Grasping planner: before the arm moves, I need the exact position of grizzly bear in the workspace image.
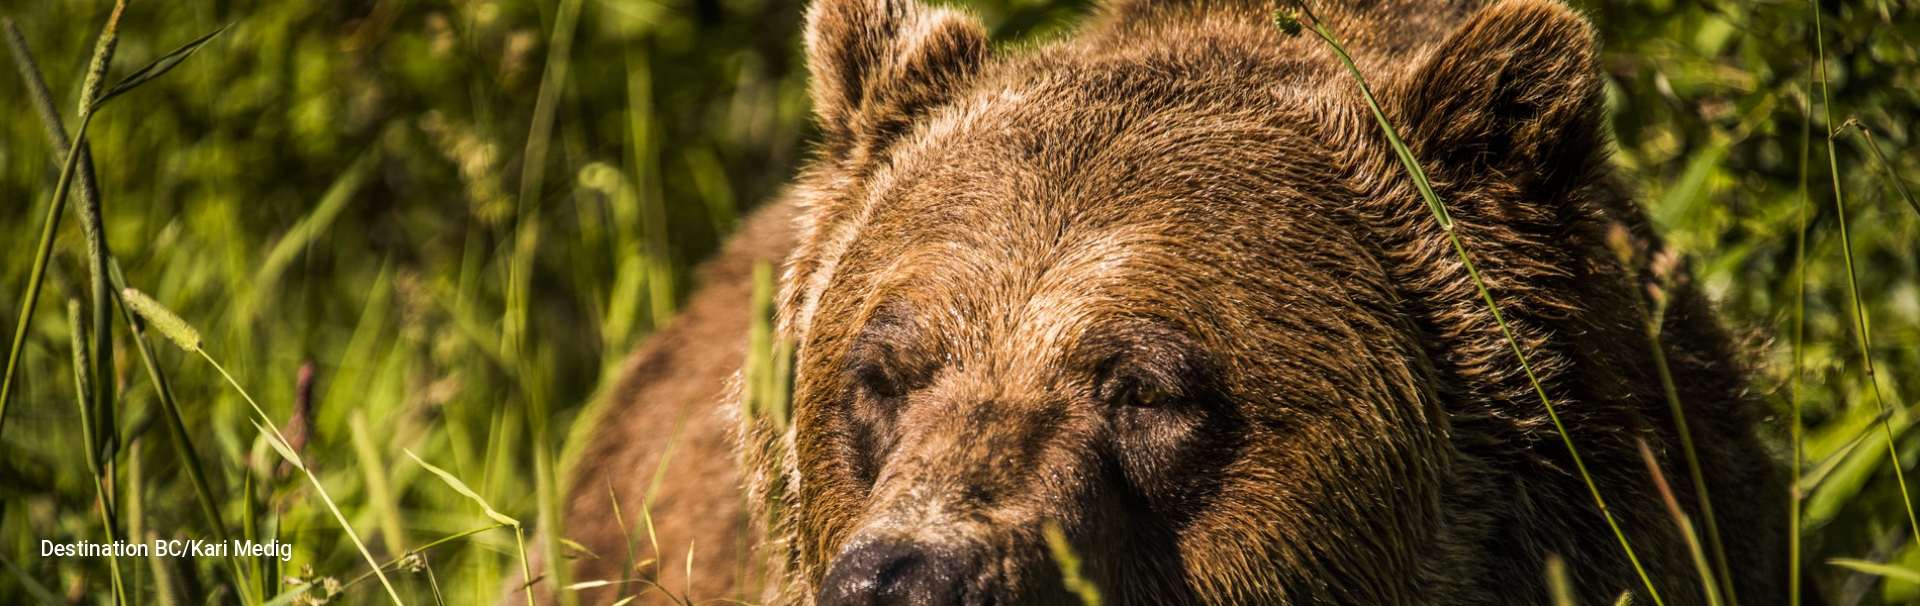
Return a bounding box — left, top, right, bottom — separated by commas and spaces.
533, 0, 1791, 604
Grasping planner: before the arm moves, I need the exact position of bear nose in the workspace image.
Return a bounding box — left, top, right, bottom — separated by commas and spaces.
817, 541, 968, 606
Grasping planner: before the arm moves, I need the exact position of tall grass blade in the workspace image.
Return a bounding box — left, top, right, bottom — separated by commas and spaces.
505, 5, 586, 605
69, 299, 128, 606
1813, 2, 1920, 553
351, 410, 408, 556
240, 457, 264, 602
405, 449, 521, 528
1790, 54, 1815, 606
91, 23, 228, 108
1638, 439, 1723, 606
1827, 559, 1920, 585
251, 152, 378, 315
1286, 5, 1664, 603
1612, 232, 1736, 603
1547, 556, 1575, 606
126, 436, 146, 606
75, 1, 126, 497
745, 260, 791, 428
108, 263, 251, 602
517, 527, 537, 606
261, 524, 509, 606
1044, 523, 1102, 606
408, 448, 537, 604
609, 480, 641, 603
628, 45, 677, 329
1833, 120, 1920, 220
123, 287, 407, 604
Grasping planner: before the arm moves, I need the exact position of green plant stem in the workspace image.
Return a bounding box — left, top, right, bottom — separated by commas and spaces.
241, 464, 262, 602
510, 2, 584, 605
23, 15, 253, 586
1637, 439, 1722, 606
1291, 5, 1664, 604
112, 266, 253, 604
518, 526, 536, 606
1823, 132, 1919, 543
270, 524, 510, 605
1814, 2, 1920, 552
197, 351, 407, 605
1640, 298, 1735, 604
1834, 120, 1920, 221
1789, 60, 1813, 606
69, 299, 129, 606
73, 1, 127, 485
3, 19, 128, 605
628, 44, 676, 329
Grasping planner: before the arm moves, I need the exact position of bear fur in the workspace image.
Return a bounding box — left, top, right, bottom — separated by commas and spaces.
536, 0, 1790, 604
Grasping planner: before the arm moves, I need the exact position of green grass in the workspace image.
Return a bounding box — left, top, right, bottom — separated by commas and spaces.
2, 0, 1918, 604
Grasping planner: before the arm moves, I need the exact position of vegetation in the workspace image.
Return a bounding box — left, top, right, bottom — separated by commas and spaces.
0, 0, 1915, 604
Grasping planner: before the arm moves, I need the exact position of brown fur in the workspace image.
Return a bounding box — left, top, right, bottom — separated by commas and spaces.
533, 0, 1789, 604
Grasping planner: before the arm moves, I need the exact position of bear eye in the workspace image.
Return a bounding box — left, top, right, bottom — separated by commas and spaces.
1127, 387, 1171, 408
854, 360, 909, 399
846, 304, 930, 400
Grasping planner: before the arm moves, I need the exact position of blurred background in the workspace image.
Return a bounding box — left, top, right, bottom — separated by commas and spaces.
0, 0, 1914, 604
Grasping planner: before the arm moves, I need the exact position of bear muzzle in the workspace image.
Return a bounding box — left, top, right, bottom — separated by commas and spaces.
818, 539, 976, 606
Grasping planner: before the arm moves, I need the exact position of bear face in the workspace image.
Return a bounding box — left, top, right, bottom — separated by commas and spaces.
734, 0, 1789, 604
787, 56, 1450, 604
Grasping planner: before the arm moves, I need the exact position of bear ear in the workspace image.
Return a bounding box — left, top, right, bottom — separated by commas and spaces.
805, 0, 988, 154
1391, 0, 1605, 197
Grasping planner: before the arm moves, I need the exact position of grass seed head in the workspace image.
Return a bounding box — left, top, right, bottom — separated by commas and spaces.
121, 288, 202, 353
1270, 9, 1302, 37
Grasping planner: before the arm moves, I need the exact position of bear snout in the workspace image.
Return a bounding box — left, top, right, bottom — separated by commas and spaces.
818, 540, 975, 606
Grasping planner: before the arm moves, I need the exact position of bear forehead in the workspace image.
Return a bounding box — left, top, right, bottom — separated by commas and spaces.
797, 25, 1410, 370
845, 32, 1366, 231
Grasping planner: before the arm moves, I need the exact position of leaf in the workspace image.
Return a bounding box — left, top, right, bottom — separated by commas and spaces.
406, 449, 520, 527
256, 583, 316, 606
564, 580, 616, 590
561, 538, 600, 559
92, 23, 229, 108
1829, 558, 1920, 585
251, 419, 305, 472
253, 152, 376, 299
1653, 140, 1728, 231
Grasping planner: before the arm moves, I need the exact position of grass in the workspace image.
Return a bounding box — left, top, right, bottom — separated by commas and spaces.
1044, 523, 1102, 606
122, 285, 406, 604
1812, 0, 1920, 588
2, 0, 1918, 604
